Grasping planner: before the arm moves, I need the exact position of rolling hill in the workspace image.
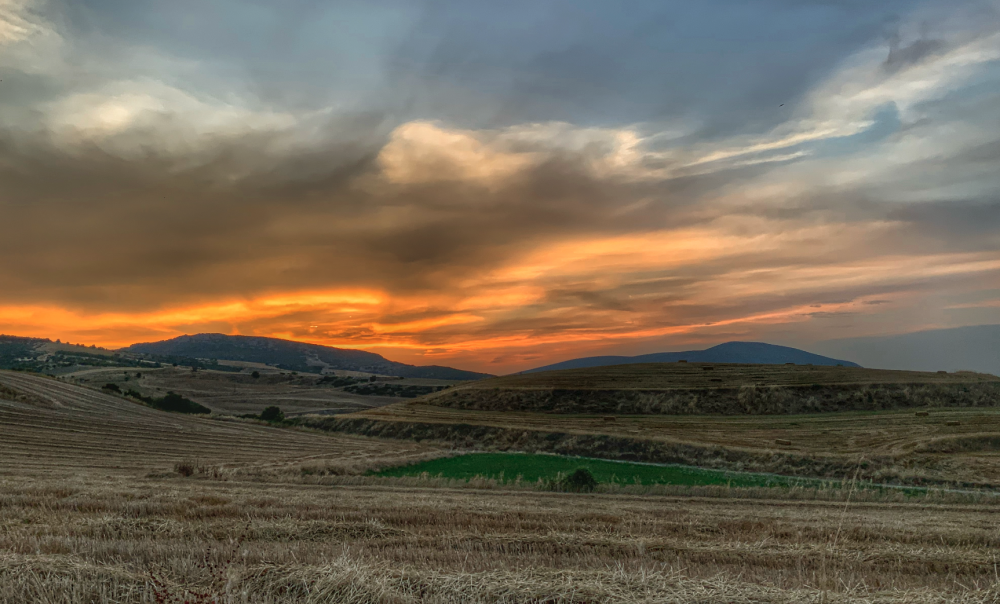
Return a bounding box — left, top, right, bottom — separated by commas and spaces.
524, 341, 859, 373
421, 361, 1000, 415
123, 333, 491, 380
0, 369, 431, 474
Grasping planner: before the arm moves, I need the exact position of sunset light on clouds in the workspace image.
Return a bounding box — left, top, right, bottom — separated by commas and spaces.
1, 0, 998, 373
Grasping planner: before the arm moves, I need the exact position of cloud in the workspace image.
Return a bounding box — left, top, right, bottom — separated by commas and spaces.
0, 0, 40, 45
0, 0, 998, 373
378, 120, 535, 187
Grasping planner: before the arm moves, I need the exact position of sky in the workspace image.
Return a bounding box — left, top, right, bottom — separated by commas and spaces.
0, 0, 998, 373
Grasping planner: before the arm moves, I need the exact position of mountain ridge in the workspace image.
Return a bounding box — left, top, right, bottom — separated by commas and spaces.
523, 341, 860, 373
122, 333, 491, 380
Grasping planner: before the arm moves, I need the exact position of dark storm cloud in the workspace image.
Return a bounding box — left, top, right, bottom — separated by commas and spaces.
0, 120, 736, 308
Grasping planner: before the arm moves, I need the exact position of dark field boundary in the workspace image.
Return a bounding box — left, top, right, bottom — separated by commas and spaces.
299, 416, 994, 490
425, 382, 1000, 415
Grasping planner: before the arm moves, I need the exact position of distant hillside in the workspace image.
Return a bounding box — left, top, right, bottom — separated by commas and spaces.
0, 335, 129, 373
817, 325, 1000, 376
122, 333, 491, 380
524, 341, 859, 373
422, 362, 1000, 416
0, 335, 42, 369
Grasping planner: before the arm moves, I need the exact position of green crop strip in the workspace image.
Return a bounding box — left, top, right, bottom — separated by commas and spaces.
375, 452, 844, 489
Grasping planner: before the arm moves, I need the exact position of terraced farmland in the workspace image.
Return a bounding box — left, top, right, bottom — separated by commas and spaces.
0, 370, 437, 476
423, 363, 1000, 415
455, 363, 999, 389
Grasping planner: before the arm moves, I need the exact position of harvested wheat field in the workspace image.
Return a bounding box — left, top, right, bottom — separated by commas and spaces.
0, 370, 436, 476
4, 472, 1000, 603
63, 365, 406, 417
4, 369, 1000, 602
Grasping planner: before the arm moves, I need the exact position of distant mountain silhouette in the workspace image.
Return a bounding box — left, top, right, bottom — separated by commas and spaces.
123, 334, 491, 380
523, 341, 860, 373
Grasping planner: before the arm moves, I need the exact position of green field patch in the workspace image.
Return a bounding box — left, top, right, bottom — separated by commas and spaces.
375, 452, 834, 489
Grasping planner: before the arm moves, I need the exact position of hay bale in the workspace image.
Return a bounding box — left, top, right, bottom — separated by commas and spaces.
915, 411, 929, 417
775, 439, 792, 446
946, 420, 960, 426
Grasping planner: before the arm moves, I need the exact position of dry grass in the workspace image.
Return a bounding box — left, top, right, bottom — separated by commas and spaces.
4, 369, 1000, 602
3, 474, 1000, 603
62, 365, 407, 416
348, 402, 1000, 457
0, 370, 438, 476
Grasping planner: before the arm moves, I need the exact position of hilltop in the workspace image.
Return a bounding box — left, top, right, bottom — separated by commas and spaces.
524, 341, 859, 373
2, 333, 491, 380
123, 333, 491, 380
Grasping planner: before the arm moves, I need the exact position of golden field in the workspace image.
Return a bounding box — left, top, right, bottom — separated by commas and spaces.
3, 369, 1000, 603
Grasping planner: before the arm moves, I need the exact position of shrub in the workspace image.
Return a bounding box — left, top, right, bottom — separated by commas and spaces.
251, 370, 260, 379
102, 383, 121, 393
174, 460, 197, 477
561, 468, 598, 492
260, 406, 284, 422
153, 392, 211, 415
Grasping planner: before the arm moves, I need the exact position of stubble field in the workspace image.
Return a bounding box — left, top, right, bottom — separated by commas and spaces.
63, 366, 431, 417
3, 369, 1000, 603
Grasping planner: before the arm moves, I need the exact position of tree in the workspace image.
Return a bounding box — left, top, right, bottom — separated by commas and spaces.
260, 406, 284, 422
251, 371, 260, 379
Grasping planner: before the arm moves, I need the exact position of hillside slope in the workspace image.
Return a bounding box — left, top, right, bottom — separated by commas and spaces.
525, 341, 859, 373
123, 333, 491, 380
422, 362, 1000, 415
0, 370, 432, 473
